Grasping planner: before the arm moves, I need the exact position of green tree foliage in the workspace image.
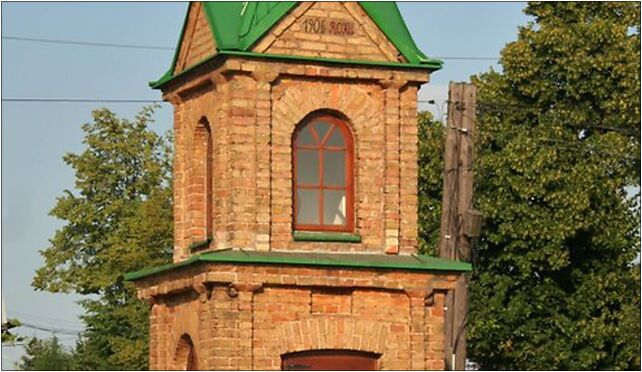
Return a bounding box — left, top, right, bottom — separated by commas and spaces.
17, 336, 75, 371
32, 107, 173, 369
1, 318, 24, 344
417, 111, 445, 255
466, 2, 640, 369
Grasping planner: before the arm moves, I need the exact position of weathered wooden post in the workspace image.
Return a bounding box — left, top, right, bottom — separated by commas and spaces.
439, 82, 479, 370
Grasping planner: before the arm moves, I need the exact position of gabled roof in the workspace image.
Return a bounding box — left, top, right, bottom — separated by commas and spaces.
151, 1, 443, 89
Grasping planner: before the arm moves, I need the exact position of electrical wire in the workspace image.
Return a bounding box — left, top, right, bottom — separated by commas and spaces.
2, 98, 165, 104
2, 35, 505, 61
420, 99, 640, 137
2, 36, 174, 51
10, 311, 84, 328
19, 322, 82, 336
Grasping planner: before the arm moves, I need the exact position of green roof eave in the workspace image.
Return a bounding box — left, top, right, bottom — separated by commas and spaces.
359, 2, 431, 65
149, 53, 221, 89
124, 249, 472, 281
150, 50, 442, 89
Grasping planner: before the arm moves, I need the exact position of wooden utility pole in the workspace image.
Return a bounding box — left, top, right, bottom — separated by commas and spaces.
439, 82, 479, 370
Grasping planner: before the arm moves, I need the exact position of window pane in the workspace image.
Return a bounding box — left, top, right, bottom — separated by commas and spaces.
323, 190, 346, 225
295, 125, 316, 146
297, 189, 320, 224
297, 150, 319, 185
323, 151, 345, 186
326, 127, 346, 148
314, 121, 331, 142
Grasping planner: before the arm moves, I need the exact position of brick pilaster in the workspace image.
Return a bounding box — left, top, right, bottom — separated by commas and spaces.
399, 85, 420, 254
426, 291, 447, 370
406, 288, 428, 370
226, 74, 258, 249
212, 74, 232, 250
147, 299, 160, 370
231, 283, 263, 369
209, 286, 240, 370
380, 77, 407, 254
165, 93, 188, 262
251, 71, 279, 251
155, 299, 171, 370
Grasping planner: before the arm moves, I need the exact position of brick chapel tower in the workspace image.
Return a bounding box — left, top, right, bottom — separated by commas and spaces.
126, 2, 470, 370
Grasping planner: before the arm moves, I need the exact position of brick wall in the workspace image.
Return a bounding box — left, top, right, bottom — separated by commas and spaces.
174, 2, 216, 74
165, 58, 429, 260
138, 264, 455, 370
254, 2, 402, 63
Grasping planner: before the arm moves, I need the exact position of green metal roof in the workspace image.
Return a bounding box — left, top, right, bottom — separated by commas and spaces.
151, 1, 443, 88
124, 249, 471, 281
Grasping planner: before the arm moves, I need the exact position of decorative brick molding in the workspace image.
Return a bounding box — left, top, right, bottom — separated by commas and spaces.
271, 81, 385, 252
270, 316, 389, 357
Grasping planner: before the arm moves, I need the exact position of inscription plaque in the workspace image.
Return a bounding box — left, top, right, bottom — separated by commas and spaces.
302, 16, 355, 36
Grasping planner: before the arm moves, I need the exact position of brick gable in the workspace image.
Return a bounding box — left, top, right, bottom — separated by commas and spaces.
174, 2, 217, 74
253, 2, 404, 63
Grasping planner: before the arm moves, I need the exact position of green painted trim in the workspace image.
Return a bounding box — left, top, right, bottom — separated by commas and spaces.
360, 2, 436, 65
149, 53, 222, 88
189, 238, 212, 252
124, 249, 472, 281
150, 50, 440, 89
293, 231, 362, 243
220, 50, 442, 70
124, 254, 201, 281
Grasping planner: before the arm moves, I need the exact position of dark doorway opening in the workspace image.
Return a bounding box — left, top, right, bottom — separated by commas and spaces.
281, 349, 379, 370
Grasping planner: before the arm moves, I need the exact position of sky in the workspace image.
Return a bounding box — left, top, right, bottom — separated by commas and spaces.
1, 1, 530, 368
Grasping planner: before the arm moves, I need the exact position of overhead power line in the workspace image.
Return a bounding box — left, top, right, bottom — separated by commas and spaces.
10, 311, 84, 328
2, 35, 500, 61
419, 99, 640, 137
20, 322, 81, 336
2, 98, 165, 104
2, 36, 174, 51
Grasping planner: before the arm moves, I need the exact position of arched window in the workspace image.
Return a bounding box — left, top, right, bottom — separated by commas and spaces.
293, 114, 354, 232
175, 334, 198, 370
189, 117, 212, 244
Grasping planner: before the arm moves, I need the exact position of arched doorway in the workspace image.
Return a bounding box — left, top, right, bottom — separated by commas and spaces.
281, 350, 379, 370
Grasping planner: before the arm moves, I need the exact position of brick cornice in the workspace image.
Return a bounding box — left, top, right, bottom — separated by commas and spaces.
425, 279, 456, 306
250, 70, 280, 86
134, 263, 459, 302
163, 92, 183, 105
379, 76, 408, 90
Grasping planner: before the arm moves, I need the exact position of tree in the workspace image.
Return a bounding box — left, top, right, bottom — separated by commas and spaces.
2, 318, 24, 344
17, 336, 75, 371
465, 2, 640, 369
32, 107, 173, 369
417, 111, 445, 256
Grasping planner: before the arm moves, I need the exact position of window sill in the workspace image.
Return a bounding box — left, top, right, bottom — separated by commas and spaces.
189, 238, 212, 252
293, 231, 361, 243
